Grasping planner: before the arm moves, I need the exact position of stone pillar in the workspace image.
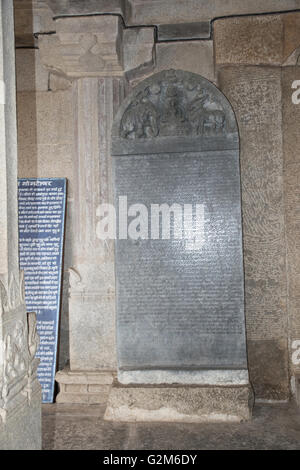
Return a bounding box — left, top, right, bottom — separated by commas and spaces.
38, 15, 140, 403
0, 0, 41, 449
63, 76, 124, 402
282, 64, 300, 404
214, 14, 290, 400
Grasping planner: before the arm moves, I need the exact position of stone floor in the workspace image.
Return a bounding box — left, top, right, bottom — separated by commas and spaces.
42, 401, 300, 450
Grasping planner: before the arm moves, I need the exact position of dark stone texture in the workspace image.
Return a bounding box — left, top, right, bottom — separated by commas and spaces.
112, 70, 247, 374
247, 339, 290, 401
157, 22, 211, 41
218, 66, 289, 399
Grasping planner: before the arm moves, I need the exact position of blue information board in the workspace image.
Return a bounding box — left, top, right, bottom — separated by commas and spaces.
18, 178, 67, 403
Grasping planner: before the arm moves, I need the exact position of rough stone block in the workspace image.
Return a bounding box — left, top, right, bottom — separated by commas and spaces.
69, 293, 116, 371
17, 90, 73, 147
214, 16, 283, 65
123, 27, 155, 73
155, 41, 215, 82
282, 67, 300, 379
104, 382, 254, 423
218, 66, 289, 399
247, 339, 290, 401
55, 368, 115, 404
16, 50, 49, 92
0, 392, 41, 450
126, 0, 300, 27
283, 13, 300, 61
14, 0, 55, 47
157, 21, 210, 41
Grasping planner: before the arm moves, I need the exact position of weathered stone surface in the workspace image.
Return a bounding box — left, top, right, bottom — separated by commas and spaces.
215, 13, 300, 66
112, 70, 247, 381
283, 13, 300, 61
0, 392, 41, 450
247, 339, 289, 401
69, 77, 124, 371
155, 41, 215, 83
17, 90, 73, 146
48, 73, 72, 92
46, 0, 300, 27
42, 401, 300, 450
105, 383, 253, 423
69, 280, 116, 370
16, 89, 74, 374
0, 0, 42, 449
39, 16, 124, 77
123, 27, 155, 74
157, 22, 210, 41
17, 90, 74, 201
128, 0, 300, 26
295, 374, 300, 407
14, 0, 55, 47
214, 16, 283, 65
218, 66, 289, 400
16, 50, 49, 92
282, 67, 300, 382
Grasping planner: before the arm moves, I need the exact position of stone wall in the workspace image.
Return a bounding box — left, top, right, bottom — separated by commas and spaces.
14, 1, 300, 402
16, 50, 74, 369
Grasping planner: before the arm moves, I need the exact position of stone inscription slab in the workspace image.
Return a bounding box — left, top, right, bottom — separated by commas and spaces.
112, 70, 247, 374
18, 178, 67, 402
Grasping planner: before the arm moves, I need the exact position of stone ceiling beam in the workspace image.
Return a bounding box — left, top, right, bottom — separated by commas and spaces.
45, 0, 300, 26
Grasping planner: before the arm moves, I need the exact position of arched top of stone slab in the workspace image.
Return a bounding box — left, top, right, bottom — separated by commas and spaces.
111, 69, 239, 155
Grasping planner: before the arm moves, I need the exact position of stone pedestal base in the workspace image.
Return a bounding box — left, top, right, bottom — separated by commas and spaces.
104, 382, 254, 423
55, 368, 116, 404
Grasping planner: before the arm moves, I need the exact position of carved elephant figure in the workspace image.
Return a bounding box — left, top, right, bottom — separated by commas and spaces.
120, 91, 159, 139
120, 101, 144, 139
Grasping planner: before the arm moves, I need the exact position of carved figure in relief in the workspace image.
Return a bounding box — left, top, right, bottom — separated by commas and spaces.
119, 71, 227, 139
201, 93, 225, 136
187, 86, 225, 136
160, 84, 190, 136
186, 84, 208, 135
0, 280, 7, 314
120, 87, 159, 139
3, 321, 27, 382
27, 312, 40, 358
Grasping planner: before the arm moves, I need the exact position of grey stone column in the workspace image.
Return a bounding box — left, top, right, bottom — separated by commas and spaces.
38, 13, 157, 403
55, 77, 125, 404
38, 15, 127, 403
0, 0, 41, 449
69, 76, 124, 371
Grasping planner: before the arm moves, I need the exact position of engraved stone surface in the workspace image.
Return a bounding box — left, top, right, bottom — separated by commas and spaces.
112, 70, 248, 381
218, 66, 289, 400
282, 67, 300, 379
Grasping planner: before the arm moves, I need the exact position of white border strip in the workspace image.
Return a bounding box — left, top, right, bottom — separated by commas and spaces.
118, 369, 249, 385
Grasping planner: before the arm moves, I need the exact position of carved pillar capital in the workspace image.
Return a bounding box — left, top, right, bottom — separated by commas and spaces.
38, 14, 155, 80
39, 15, 124, 78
